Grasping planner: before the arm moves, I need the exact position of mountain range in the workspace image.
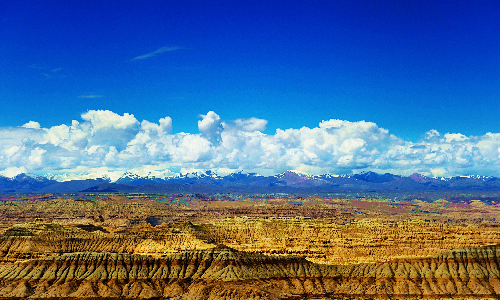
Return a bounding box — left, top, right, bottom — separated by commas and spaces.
1, 170, 500, 193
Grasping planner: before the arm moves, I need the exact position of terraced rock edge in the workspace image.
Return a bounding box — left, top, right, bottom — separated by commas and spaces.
0, 245, 500, 299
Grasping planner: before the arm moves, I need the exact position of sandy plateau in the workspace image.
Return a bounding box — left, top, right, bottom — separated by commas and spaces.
0, 194, 499, 299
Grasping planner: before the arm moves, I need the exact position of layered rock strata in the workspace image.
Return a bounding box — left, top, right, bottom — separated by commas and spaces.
0, 245, 500, 299
201, 217, 500, 265
3, 218, 500, 266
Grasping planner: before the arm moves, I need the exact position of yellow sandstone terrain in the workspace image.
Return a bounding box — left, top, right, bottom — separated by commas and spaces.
202, 217, 500, 265
1, 245, 500, 299
0, 195, 499, 299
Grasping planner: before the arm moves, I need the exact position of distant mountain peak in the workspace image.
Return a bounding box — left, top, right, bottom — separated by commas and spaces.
275, 170, 312, 178
353, 171, 400, 183
14, 173, 51, 182
1, 170, 499, 193
410, 173, 435, 183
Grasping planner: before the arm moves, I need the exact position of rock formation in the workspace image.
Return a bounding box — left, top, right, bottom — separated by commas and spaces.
0, 196, 499, 299
0, 245, 500, 299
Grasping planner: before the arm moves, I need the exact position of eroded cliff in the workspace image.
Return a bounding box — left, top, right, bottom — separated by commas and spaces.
1, 245, 500, 299
0, 196, 499, 299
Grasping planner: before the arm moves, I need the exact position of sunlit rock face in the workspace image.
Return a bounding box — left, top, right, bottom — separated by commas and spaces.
0, 196, 500, 299
0, 245, 500, 299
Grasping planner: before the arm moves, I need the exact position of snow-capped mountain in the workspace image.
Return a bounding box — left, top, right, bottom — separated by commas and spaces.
0, 173, 57, 192
1, 170, 499, 193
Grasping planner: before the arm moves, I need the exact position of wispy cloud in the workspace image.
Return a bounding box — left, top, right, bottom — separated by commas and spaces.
78, 95, 104, 99
28, 64, 46, 70
132, 46, 183, 60
30, 65, 65, 79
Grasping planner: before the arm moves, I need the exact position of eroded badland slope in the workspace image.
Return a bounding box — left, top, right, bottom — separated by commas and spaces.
2, 245, 500, 299
0, 195, 499, 299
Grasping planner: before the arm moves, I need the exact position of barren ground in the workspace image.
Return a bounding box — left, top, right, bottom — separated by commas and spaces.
0, 194, 499, 299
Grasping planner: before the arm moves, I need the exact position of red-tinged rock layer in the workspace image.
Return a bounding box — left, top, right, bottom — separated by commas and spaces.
0, 245, 499, 299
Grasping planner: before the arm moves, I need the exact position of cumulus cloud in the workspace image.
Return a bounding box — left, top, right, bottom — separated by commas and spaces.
0, 167, 27, 178
425, 129, 440, 139
81, 110, 138, 130
2, 109, 500, 179
0, 126, 48, 172
173, 134, 212, 162
444, 133, 468, 143
81, 110, 140, 151
22, 121, 41, 129
198, 111, 223, 145
47, 124, 70, 146
231, 117, 268, 132
140, 117, 172, 136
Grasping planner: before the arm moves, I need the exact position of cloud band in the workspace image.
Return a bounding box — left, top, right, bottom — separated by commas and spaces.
1, 110, 500, 179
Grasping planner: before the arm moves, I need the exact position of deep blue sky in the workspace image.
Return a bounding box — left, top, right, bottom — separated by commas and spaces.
2, 0, 499, 141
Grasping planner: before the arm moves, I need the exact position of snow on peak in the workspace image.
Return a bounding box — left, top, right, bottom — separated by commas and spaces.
275, 170, 312, 178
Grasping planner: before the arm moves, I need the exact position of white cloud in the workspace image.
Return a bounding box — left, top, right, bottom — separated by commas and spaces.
8, 128, 46, 145
48, 167, 124, 182
444, 133, 468, 142
47, 124, 70, 146
173, 134, 212, 162
425, 129, 440, 139
198, 111, 223, 145
430, 168, 448, 178
339, 138, 366, 154
319, 119, 346, 128
232, 117, 268, 132
81, 110, 140, 151
22, 121, 41, 129
132, 46, 183, 60
0, 167, 27, 177
81, 110, 138, 130
126, 165, 176, 178
159, 117, 173, 134
105, 146, 119, 165
140, 116, 172, 136
337, 155, 354, 167
28, 147, 46, 167
2, 110, 500, 179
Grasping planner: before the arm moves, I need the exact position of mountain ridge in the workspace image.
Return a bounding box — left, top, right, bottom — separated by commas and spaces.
1, 170, 500, 193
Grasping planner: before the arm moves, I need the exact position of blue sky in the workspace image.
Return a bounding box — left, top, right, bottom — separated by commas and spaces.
1, 1, 500, 179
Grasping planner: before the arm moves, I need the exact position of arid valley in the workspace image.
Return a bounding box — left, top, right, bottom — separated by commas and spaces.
0, 192, 500, 299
